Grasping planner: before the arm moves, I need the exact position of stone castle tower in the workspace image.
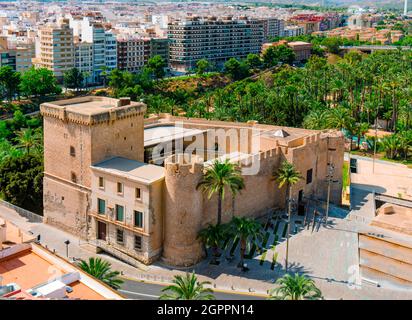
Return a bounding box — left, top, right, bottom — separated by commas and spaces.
162, 154, 205, 266
40, 97, 146, 237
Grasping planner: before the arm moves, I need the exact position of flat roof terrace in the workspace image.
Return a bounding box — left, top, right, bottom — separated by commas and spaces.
40, 97, 146, 125
144, 125, 206, 147
91, 157, 165, 184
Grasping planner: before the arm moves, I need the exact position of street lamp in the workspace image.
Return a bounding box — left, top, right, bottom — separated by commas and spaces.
64, 240, 70, 258
285, 197, 296, 274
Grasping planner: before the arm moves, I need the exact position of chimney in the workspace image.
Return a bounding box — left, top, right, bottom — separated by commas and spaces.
119, 97, 131, 107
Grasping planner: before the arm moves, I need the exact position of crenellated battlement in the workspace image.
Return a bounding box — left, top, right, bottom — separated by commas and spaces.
165, 154, 204, 177
40, 96, 146, 126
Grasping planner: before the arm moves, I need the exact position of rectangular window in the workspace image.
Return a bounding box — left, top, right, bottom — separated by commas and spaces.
71, 172, 77, 183
117, 182, 123, 194
135, 188, 141, 200
98, 177, 104, 188
116, 204, 124, 221
98, 198, 106, 215
306, 169, 313, 184
116, 229, 124, 244
134, 210, 143, 228
134, 235, 142, 251
70, 146, 76, 157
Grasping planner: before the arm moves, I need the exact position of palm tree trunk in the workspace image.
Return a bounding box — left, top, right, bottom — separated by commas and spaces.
239, 238, 246, 268
217, 192, 222, 225
285, 184, 291, 273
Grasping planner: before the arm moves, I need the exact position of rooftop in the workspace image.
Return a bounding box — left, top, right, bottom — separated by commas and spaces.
40, 96, 146, 125
0, 219, 123, 300
91, 157, 165, 184
144, 125, 206, 147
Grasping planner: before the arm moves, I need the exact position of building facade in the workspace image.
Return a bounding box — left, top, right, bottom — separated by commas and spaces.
40, 96, 344, 267
79, 18, 117, 84
117, 36, 147, 73
261, 18, 285, 41
283, 25, 305, 37
168, 16, 265, 72
33, 18, 74, 80
74, 41, 93, 85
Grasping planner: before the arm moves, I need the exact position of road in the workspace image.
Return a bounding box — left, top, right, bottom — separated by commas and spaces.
119, 278, 266, 300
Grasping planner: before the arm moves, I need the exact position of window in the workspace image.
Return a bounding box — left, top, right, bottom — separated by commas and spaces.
98, 198, 106, 215
134, 211, 143, 228
71, 172, 77, 183
306, 169, 313, 184
116, 204, 124, 221
70, 146, 76, 157
116, 229, 124, 244
117, 182, 123, 194
135, 188, 141, 200
98, 177, 104, 188
134, 235, 142, 251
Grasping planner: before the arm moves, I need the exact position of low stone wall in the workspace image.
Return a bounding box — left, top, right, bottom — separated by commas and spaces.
0, 199, 43, 223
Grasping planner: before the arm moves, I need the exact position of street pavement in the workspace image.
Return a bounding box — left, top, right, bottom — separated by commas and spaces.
119, 278, 265, 300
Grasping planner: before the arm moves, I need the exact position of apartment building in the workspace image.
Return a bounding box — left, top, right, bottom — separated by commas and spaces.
168, 16, 265, 72
117, 36, 147, 73
74, 40, 93, 84
150, 37, 169, 66
75, 17, 117, 84
105, 32, 117, 71
261, 17, 285, 41
33, 18, 74, 81
284, 25, 305, 37
0, 35, 34, 73
40, 96, 344, 267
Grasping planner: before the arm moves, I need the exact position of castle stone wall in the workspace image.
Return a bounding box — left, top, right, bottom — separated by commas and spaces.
162, 154, 205, 266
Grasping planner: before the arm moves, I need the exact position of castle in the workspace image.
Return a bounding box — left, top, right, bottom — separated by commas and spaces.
40, 96, 344, 267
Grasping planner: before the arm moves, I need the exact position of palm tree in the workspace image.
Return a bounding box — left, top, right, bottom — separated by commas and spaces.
82, 71, 91, 89
197, 224, 227, 264
268, 273, 322, 300
99, 65, 108, 87
160, 272, 215, 300
78, 257, 123, 290
197, 159, 244, 225
228, 216, 263, 269
274, 161, 302, 272
14, 128, 41, 155
381, 134, 401, 159
356, 122, 370, 149
326, 107, 352, 130
303, 108, 328, 130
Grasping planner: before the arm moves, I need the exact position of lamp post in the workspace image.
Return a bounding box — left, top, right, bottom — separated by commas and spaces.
64, 240, 70, 258
325, 162, 334, 223
285, 197, 296, 274
372, 105, 380, 174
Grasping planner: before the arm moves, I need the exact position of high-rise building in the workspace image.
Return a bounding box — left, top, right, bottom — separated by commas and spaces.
117, 36, 169, 74
33, 18, 74, 80
117, 36, 147, 73
74, 40, 93, 85
168, 16, 264, 72
76, 17, 117, 84
261, 18, 285, 41
150, 37, 169, 66
284, 25, 305, 37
